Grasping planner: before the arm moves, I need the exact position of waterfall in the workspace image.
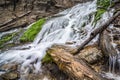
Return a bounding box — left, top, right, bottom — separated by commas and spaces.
0, 0, 114, 79
105, 26, 120, 80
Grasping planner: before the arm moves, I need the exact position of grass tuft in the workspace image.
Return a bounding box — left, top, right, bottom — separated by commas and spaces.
42, 53, 53, 63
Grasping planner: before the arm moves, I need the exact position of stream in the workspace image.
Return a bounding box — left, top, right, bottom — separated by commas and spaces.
0, 0, 119, 80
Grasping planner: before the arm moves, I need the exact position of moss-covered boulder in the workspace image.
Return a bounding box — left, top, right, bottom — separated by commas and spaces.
0, 32, 17, 49
0, 29, 25, 50
20, 18, 46, 43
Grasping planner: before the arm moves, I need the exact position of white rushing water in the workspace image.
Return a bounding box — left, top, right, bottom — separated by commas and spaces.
103, 72, 120, 80
0, 0, 115, 79
106, 26, 120, 80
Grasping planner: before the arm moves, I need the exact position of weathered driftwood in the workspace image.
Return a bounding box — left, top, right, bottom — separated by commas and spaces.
0, 11, 31, 28
74, 11, 120, 55
47, 46, 106, 80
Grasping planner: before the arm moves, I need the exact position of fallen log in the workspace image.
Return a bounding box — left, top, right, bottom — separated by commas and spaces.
51, 44, 103, 65
74, 11, 120, 55
0, 11, 31, 28
51, 44, 78, 54
47, 46, 106, 80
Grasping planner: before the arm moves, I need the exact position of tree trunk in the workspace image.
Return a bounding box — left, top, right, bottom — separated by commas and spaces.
47, 46, 106, 80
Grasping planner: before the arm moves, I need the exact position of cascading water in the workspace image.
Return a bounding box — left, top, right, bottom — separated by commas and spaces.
0, 0, 115, 79
104, 26, 120, 80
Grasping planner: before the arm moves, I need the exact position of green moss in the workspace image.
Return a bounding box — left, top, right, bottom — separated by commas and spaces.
20, 18, 46, 42
0, 33, 17, 48
42, 53, 53, 63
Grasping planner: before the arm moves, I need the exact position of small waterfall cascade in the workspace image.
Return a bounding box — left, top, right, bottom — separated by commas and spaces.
0, 0, 115, 79
105, 26, 120, 80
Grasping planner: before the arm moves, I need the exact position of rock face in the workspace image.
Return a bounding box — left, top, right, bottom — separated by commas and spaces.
0, 0, 93, 32
0, 0, 93, 10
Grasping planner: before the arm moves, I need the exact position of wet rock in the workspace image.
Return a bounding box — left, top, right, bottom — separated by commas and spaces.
0, 71, 19, 80
55, 0, 74, 8
0, 63, 19, 80
0, 63, 19, 71
0, 62, 70, 80
100, 30, 118, 57
0, 29, 25, 51
42, 63, 71, 80
113, 15, 120, 27
21, 73, 52, 80
112, 2, 120, 53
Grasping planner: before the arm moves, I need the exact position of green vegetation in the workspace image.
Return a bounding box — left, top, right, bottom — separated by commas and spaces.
97, 0, 110, 9
20, 18, 46, 42
42, 53, 53, 63
94, 0, 114, 24
94, 9, 106, 23
0, 33, 17, 48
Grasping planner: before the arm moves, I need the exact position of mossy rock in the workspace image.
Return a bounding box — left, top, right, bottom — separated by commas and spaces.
20, 18, 46, 42
0, 33, 17, 49
42, 53, 53, 63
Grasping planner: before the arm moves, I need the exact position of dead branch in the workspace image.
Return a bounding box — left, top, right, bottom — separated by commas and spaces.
74, 11, 120, 55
